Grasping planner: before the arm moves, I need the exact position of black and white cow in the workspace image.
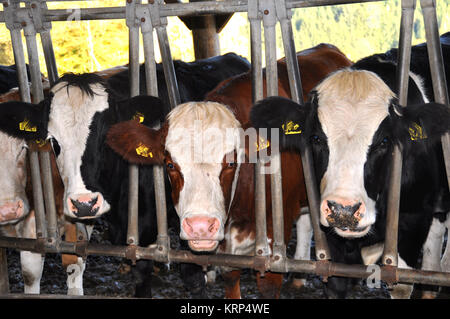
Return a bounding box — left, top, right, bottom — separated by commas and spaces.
251, 56, 450, 298
0, 53, 250, 297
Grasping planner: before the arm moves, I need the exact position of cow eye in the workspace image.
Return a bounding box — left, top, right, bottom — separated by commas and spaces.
228, 162, 236, 168
311, 135, 321, 144
379, 137, 389, 147
167, 162, 174, 170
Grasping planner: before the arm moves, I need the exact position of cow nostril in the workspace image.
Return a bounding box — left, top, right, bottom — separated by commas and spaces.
351, 202, 362, 214
327, 200, 338, 213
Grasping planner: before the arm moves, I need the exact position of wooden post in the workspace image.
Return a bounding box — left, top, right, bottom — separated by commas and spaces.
0, 248, 9, 294
165, 0, 233, 59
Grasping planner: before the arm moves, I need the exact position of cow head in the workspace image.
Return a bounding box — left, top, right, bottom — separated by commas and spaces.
251, 68, 450, 238
0, 132, 30, 225
0, 100, 49, 224
0, 73, 167, 220
106, 101, 243, 252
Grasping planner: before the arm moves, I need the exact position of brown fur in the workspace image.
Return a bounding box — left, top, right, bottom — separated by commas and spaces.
106, 120, 168, 165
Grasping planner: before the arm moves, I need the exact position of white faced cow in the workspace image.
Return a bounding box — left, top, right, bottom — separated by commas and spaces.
251, 62, 450, 298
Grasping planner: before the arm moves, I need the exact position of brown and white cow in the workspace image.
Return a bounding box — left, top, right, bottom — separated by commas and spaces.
106, 100, 307, 298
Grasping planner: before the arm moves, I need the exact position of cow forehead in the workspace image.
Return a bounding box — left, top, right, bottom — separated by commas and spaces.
165, 101, 241, 165
48, 82, 109, 145
316, 69, 394, 145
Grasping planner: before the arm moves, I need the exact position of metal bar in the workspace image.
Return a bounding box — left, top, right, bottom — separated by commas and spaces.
29, 150, 48, 239
2, 235, 450, 287
39, 30, 59, 85
382, 0, 415, 267
125, 0, 141, 247
28, 0, 59, 85
39, 149, 59, 244
0, 1, 385, 23
23, 20, 44, 103
155, 27, 181, 107
261, 1, 286, 271
420, 0, 450, 189
9, 28, 31, 102
140, 0, 171, 260
249, 0, 270, 260
0, 248, 8, 294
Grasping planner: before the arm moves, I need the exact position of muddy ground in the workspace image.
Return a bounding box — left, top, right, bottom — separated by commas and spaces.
4, 219, 449, 299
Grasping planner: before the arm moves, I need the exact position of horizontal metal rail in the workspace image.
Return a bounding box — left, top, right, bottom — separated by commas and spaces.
0, 0, 384, 22
0, 235, 449, 288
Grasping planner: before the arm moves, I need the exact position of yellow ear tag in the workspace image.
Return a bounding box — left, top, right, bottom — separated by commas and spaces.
409, 122, 427, 141
255, 136, 270, 152
19, 119, 37, 132
35, 139, 47, 147
282, 121, 302, 135
133, 112, 144, 123
135, 143, 153, 158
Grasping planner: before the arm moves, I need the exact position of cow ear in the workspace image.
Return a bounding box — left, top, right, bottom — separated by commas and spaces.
392, 102, 450, 144
106, 120, 165, 165
118, 95, 169, 128
0, 100, 49, 140
250, 96, 309, 152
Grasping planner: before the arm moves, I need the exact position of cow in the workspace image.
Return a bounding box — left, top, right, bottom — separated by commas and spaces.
0, 52, 251, 297
0, 115, 83, 294
250, 56, 450, 298
105, 44, 353, 298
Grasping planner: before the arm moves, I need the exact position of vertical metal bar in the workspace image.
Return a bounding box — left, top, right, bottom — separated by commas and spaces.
29, 150, 47, 239
275, 0, 330, 261
276, 0, 303, 103
28, 0, 58, 85
420, 0, 450, 189
382, 0, 415, 267
139, 5, 169, 257
126, 0, 141, 247
23, 22, 44, 104
155, 26, 181, 107
151, 0, 180, 108
0, 248, 8, 294
262, 1, 286, 268
249, 0, 270, 259
39, 30, 59, 85
9, 29, 31, 102
39, 150, 58, 243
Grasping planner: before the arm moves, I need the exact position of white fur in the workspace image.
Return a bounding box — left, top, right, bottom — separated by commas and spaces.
165, 102, 242, 241
0, 132, 29, 225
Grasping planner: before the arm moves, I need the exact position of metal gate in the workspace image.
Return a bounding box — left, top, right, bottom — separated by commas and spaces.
0, 0, 449, 297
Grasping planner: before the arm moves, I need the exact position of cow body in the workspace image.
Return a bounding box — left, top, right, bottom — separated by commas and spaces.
251, 52, 450, 298
106, 44, 353, 298
0, 53, 251, 297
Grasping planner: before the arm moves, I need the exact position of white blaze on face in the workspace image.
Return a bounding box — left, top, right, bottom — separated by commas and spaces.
316, 69, 395, 238
48, 81, 110, 219
0, 132, 29, 225
165, 101, 242, 251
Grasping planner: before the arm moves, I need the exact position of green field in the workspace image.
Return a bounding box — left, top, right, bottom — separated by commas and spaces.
0, 0, 448, 75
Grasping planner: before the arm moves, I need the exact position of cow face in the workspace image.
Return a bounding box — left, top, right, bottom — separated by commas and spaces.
107, 101, 243, 252
0, 132, 29, 225
0, 100, 50, 224
44, 77, 111, 219
251, 69, 450, 239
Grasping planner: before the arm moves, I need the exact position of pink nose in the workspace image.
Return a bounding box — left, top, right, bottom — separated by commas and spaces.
0, 200, 25, 223
182, 216, 220, 240
67, 193, 102, 218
